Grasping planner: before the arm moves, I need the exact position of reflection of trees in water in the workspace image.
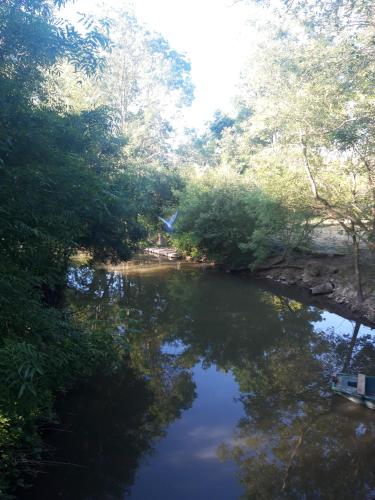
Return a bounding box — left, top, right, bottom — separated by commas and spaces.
23, 266, 196, 500
343, 321, 375, 375
23, 365, 195, 500
219, 406, 375, 499
343, 321, 362, 372
163, 275, 324, 372
66, 265, 375, 499
216, 301, 375, 499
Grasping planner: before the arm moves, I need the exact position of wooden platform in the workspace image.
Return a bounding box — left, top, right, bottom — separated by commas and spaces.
144, 247, 180, 259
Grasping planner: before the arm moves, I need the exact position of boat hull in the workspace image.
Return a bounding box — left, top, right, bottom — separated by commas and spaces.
332, 388, 375, 410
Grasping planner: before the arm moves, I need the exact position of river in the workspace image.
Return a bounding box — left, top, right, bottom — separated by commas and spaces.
20, 255, 375, 499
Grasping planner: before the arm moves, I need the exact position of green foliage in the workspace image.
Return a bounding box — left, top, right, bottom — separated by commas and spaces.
174, 169, 310, 267
1, 342, 45, 400
0, 318, 131, 494
209, 111, 235, 139
1, 0, 373, 493
182, 0, 374, 297
0, 0, 194, 495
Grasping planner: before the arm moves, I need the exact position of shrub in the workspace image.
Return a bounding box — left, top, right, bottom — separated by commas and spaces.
173, 169, 311, 267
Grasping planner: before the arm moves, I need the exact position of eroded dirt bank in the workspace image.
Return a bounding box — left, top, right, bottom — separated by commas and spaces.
252, 253, 375, 326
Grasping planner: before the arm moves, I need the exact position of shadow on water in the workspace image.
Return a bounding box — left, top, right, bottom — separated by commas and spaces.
19, 255, 375, 499
22, 367, 178, 500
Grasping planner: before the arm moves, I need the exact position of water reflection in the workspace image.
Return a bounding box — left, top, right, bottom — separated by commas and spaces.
21, 258, 375, 499
21, 363, 195, 500
219, 316, 375, 499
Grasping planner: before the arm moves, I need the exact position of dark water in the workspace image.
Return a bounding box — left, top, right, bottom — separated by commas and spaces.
20, 256, 375, 500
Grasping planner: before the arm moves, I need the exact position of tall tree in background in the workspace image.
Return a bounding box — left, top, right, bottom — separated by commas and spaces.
47, 5, 194, 229
207, 0, 375, 299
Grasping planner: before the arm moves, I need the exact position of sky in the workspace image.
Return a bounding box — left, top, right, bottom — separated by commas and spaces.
132, 0, 259, 128
62, 0, 263, 129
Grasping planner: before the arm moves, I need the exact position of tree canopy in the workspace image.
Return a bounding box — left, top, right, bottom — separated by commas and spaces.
1, 0, 375, 495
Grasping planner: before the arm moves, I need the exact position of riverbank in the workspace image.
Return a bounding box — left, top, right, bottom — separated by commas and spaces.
252, 252, 375, 327
142, 247, 375, 326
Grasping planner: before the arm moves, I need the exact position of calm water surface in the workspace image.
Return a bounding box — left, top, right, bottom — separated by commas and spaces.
21, 255, 375, 499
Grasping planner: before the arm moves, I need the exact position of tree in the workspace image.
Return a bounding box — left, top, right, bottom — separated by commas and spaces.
0, 1, 194, 493
215, 9, 375, 299
47, 5, 194, 231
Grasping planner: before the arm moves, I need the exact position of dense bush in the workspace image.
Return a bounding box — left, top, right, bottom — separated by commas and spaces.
0, 1, 141, 494
173, 169, 311, 267
0, 321, 128, 497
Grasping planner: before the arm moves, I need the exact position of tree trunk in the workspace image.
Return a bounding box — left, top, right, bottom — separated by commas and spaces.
157, 232, 166, 247
352, 230, 363, 302
360, 155, 375, 233
301, 138, 365, 301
